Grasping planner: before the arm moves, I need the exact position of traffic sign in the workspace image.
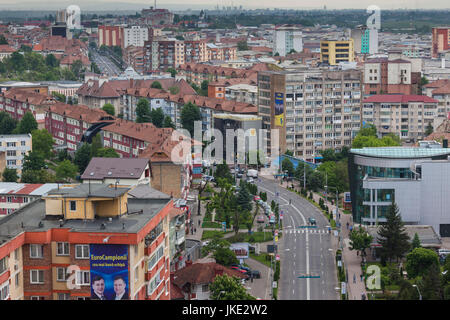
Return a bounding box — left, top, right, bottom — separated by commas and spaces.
276, 254, 280, 261
275, 236, 278, 242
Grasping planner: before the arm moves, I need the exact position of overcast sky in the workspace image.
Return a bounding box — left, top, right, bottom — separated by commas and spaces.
0, 0, 448, 10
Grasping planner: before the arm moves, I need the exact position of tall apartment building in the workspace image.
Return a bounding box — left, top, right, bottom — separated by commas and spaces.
258, 69, 362, 162
143, 39, 185, 73
0, 183, 174, 300
98, 26, 124, 48
432, 27, 450, 58
320, 39, 354, 66
184, 40, 207, 64
351, 25, 378, 55
0, 134, 32, 175
363, 57, 420, 96
362, 95, 439, 142
123, 26, 149, 48
273, 25, 303, 57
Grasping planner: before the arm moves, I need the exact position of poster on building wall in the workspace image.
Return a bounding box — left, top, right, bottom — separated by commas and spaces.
90, 244, 129, 300
274, 92, 285, 127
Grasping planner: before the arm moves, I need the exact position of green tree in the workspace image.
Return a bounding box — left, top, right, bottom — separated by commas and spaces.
425, 122, 433, 136
21, 169, 55, 183
349, 226, 373, 262
150, 107, 164, 128
90, 133, 103, 158
285, 150, 293, 156
214, 161, 233, 184
213, 247, 239, 266
150, 81, 162, 89
55, 159, 78, 182
0, 112, 18, 134
397, 279, 418, 300
237, 41, 249, 51
163, 116, 175, 129
102, 103, 115, 116
209, 275, 255, 300
96, 147, 120, 158
166, 68, 177, 77
180, 102, 202, 137
22, 151, 45, 171
377, 203, 411, 263
281, 158, 294, 176
57, 149, 72, 162
2, 168, 18, 182
236, 184, 252, 212
45, 54, 59, 68
411, 233, 421, 250
0, 34, 8, 45
405, 248, 439, 279
136, 98, 151, 123
169, 86, 180, 95
70, 60, 84, 79
420, 262, 443, 300
52, 92, 66, 102
31, 129, 54, 159
74, 143, 92, 175
15, 112, 37, 134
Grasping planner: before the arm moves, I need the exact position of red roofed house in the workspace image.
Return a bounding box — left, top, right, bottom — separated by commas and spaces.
362, 94, 439, 142
171, 261, 247, 300
0, 45, 15, 61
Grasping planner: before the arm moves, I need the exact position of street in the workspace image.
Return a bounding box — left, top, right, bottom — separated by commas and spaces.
90, 49, 121, 77
255, 176, 339, 300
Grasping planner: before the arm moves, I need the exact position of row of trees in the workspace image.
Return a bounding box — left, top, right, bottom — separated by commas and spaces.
0, 111, 39, 135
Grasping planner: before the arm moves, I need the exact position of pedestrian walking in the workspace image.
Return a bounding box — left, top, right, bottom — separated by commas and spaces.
346, 222, 349, 230
198, 219, 201, 226
353, 274, 356, 283
360, 274, 363, 282
194, 227, 197, 233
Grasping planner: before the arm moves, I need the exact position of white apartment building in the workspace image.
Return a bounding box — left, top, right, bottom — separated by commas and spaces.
124, 26, 149, 48
273, 25, 303, 57
0, 134, 32, 175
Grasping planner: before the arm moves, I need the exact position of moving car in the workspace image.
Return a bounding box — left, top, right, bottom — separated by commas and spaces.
309, 217, 316, 225
247, 169, 258, 178
247, 178, 254, 184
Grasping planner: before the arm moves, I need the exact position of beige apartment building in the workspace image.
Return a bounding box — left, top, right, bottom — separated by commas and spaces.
0, 134, 32, 175
258, 69, 362, 162
362, 95, 439, 142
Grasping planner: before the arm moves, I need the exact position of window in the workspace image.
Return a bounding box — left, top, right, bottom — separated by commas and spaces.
15, 273, 20, 287
57, 267, 67, 281
135, 266, 139, 283
23, 197, 29, 203
202, 284, 209, 292
76, 271, 90, 286
30, 270, 44, 284
0, 257, 7, 275
58, 293, 70, 300
30, 244, 43, 258
75, 245, 89, 259
57, 242, 69, 256
0, 283, 9, 300
70, 201, 76, 211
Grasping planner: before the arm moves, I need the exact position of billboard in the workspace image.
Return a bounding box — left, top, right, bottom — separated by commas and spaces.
90, 244, 129, 300
274, 92, 284, 127
229, 242, 249, 260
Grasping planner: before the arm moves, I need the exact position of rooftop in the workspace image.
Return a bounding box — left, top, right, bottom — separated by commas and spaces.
350, 147, 450, 159
81, 158, 149, 181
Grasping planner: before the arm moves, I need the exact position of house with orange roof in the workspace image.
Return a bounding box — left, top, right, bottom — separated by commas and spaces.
0, 44, 15, 61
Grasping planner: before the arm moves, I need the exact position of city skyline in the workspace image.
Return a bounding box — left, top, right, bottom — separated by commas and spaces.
0, 0, 449, 10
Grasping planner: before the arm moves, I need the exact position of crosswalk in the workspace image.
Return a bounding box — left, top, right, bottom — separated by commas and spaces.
284, 229, 329, 234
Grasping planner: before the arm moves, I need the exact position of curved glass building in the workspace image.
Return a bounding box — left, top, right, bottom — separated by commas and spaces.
348, 147, 450, 236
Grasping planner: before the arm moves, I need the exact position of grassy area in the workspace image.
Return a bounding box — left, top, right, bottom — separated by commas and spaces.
201, 221, 223, 229
249, 253, 272, 268
201, 230, 232, 240
227, 231, 275, 243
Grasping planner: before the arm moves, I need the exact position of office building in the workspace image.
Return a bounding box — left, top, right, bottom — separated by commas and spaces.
348, 147, 450, 236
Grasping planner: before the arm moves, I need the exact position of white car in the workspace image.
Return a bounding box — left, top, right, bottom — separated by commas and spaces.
247, 178, 254, 184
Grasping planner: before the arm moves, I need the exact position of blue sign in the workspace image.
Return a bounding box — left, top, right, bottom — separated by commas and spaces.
90, 244, 129, 300
222, 221, 227, 232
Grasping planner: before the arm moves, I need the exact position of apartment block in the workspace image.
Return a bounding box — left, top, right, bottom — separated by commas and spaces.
320, 39, 354, 66
0, 134, 32, 175
362, 94, 439, 142
123, 26, 149, 48
432, 27, 450, 58
184, 40, 207, 64
258, 69, 362, 162
98, 25, 124, 48
0, 183, 174, 300
273, 25, 303, 57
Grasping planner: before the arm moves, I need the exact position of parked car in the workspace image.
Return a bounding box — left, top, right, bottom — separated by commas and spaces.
246, 270, 261, 279
253, 196, 261, 201
231, 264, 250, 272
309, 217, 316, 225
231, 266, 248, 274
237, 173, 243, 178
247, 177, 254, 183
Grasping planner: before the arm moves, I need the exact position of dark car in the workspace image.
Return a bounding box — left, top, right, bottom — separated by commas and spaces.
246, 270, 261, 279
309, 217, 316, 225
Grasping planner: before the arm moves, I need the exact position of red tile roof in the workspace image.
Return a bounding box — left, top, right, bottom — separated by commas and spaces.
172, 262, 246, 288
3, 88, 56, 106
363, 94, 438, 104
47, 102, 114, 124
432, 83, 450, 95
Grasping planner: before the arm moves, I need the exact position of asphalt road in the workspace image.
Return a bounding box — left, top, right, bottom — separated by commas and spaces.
255, 176, 339, 300
91, 50, 121, 77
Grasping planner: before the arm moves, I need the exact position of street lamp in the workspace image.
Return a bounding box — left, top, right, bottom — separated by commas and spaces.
412, 285, 422, 300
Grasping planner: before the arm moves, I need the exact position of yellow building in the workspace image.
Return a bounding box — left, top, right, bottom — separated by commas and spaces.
320, 39, 354, 65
